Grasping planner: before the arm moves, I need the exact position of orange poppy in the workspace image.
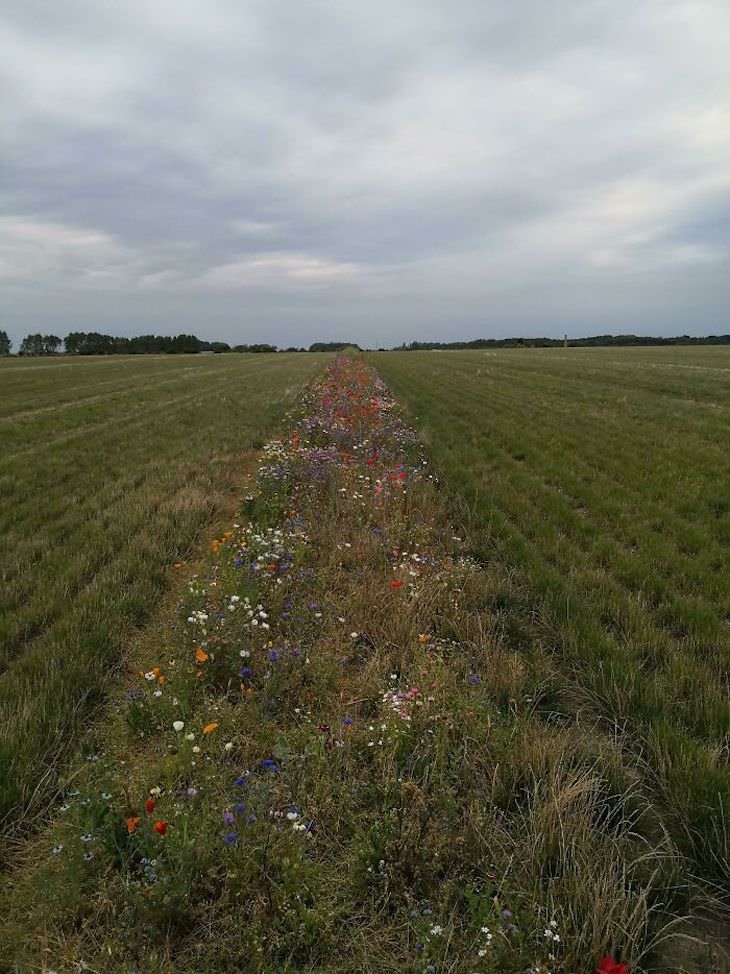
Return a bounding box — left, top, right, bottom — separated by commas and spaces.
203, 722, 219, 735
153, 820, 167, 836
195, 647, 209, 664
125, 816, 140, 834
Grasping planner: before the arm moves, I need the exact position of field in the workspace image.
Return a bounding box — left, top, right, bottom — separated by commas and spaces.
372, 347, 730, 878
0, 348, 728, 974
0, 353, 327, 841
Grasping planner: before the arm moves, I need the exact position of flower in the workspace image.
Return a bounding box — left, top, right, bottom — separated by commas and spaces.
195, 647, 209, 663
145, 799, 156, 814
388, 580, 403, 588
223, 832, 238, 844
125, 816, 140, 834
597, 958, 628, 974
223, 810, 235, 825
172, 720, 185, 732
203, 722, 219, 735
153, 820, 168, 836
261, 758, 280, 772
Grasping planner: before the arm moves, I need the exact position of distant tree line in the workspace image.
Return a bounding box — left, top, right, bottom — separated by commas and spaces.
6, 329, 729, 357
396, 334, 730, 350
7, 331, 363, 356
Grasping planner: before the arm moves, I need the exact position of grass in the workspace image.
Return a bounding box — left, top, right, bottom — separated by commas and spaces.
0, 352, 328, 844
0, 352, 727, 974
369, 347, 730, 884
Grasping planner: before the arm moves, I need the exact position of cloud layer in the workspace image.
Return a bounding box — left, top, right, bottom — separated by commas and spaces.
1, 0, 729, 346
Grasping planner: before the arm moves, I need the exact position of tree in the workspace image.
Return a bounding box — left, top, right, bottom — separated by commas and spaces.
64, 331, 87, 354
19, 334, 45, 355
43, 335, 62, 354
0, 330, 11, 355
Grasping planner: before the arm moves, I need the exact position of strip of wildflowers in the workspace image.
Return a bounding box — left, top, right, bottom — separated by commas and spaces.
46, 356, 637, 974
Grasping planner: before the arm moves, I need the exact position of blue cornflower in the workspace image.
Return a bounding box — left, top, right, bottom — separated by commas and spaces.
261, 758, 280, 772
342, 716, 353, 726
234, 802, 246, 814
468, 674, 480, 686
223, 832, 238, 844
239, 667, 253, 678
267, 650, 280, 663
234, 775, 248, 787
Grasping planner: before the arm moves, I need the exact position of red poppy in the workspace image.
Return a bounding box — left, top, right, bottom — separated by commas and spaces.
153, 820, 168, 836
597, 957, 628, 974
145, 798, 156, 814
388, 580, 403, 588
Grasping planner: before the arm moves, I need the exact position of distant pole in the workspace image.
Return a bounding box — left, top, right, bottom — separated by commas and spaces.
563, 334, 568, 349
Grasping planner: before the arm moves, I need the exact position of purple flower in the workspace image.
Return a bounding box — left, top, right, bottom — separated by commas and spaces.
267, 650, 280, 664
223, 810, 235, 826
239, 667, 253, 678
342, 717, 353, 726
187, 786, 198, 798
468, 674, 480, 686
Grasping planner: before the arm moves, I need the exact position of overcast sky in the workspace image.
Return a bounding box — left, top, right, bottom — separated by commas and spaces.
1, 0, 729, 348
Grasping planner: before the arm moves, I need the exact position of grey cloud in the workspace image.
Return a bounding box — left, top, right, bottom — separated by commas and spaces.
1, 0, 729, 347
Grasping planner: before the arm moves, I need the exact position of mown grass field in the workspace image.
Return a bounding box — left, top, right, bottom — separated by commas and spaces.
0, 353, 328, 843
371, 347, 730, 882
0, 348, 728, 974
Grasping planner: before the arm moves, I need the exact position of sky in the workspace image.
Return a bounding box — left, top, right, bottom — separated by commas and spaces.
1, 0, 729, 349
